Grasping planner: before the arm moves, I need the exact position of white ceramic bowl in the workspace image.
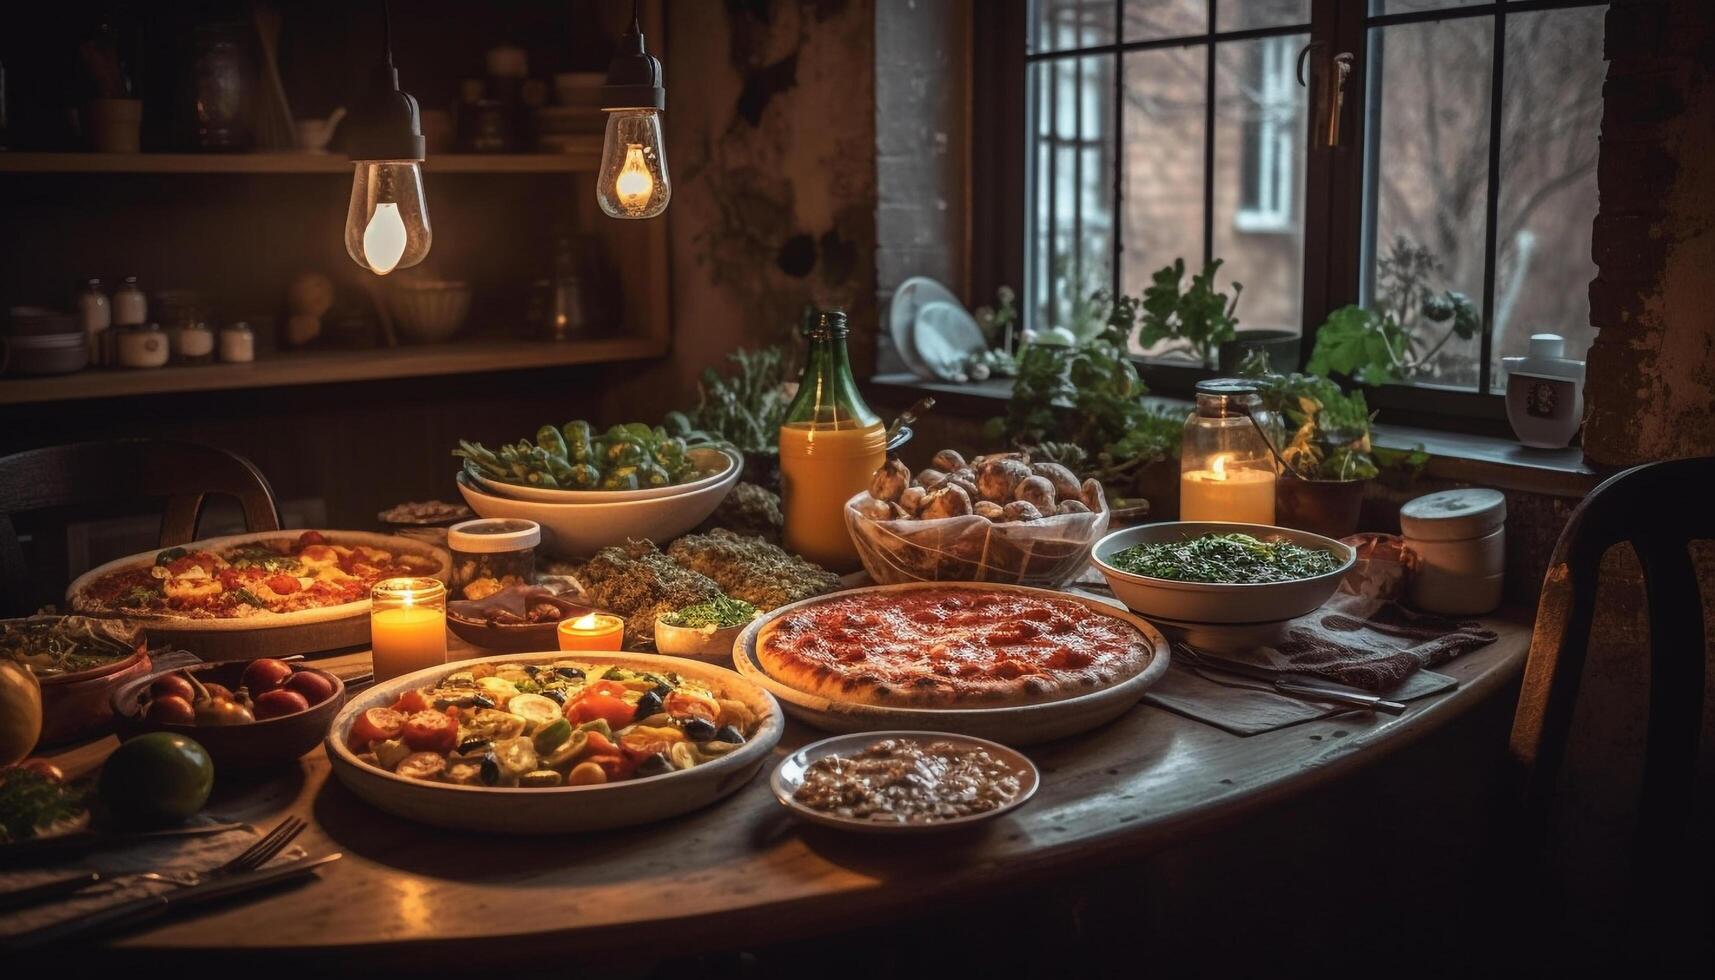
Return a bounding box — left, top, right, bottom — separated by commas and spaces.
456, 450, 742, 558
386, 281, 472, 344
1090, 522, 1355, 626
472, 447, 737, 504
653, 612, 756, 664
324, 651, 782, 834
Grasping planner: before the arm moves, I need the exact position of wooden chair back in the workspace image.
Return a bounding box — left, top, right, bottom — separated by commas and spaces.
1510, 456, 1712, 882
0, 439, 280, 615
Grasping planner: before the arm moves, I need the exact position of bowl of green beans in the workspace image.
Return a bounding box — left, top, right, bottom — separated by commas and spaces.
1090, 523, 1355, 627
454, 421, 737, 504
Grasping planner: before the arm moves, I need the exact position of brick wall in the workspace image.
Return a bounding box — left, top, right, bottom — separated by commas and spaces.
1583, 0, 1715, 465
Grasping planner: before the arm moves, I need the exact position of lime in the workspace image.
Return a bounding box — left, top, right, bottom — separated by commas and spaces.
99, 732, 214, 828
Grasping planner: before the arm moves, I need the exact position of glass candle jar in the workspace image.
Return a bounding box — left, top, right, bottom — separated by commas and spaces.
370, 577, 448, 682
1180, 378, 1277, 525
556, 612, 624, 652
446, 518, 540, 601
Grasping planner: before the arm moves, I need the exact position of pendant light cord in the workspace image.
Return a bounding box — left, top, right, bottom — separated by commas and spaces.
382, 0, 395, 68
630, 0, 641, 35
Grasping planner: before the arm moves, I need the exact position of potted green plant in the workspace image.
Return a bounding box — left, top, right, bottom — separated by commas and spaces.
666, 345, 794, 491
1305, 238, 1481, 385
988, 290, 1185, 511
1238, 352, 1379, 538
1137, 257, 1243, 370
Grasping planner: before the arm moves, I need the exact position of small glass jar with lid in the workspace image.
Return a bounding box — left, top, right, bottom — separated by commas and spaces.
446, 518, 540, 601
1179, 378, 1278, 525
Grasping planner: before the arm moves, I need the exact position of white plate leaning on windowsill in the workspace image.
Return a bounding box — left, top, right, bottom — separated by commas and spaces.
888, 276, 961, 380
912, 300, 987, 383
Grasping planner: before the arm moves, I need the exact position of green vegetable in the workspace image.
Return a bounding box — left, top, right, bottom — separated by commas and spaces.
0, 769, 91, 843
536, 424, 569, 459
454, 418, 709, 493
532, 718, 573, 755
680, 346, 793, 456
563, 421, 594, 463
154, 547, 186, 566
98, 732, 214, 829
1110, 533, 1340, 584
662, 596, 758, 630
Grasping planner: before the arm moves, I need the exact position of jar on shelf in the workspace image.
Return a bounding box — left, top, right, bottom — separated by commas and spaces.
446, 518, 540, 601
76, 278, 111, 366
115, 322, 168, 369
112, 276, 147, 327
1179, 379, 1278, 526
171, 319, 214, 364
219, 321, 255, 363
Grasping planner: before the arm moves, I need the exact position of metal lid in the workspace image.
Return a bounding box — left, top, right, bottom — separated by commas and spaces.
1193, 378, 1260, 418
447, 518, 541, 553
1400, 488, 1506, 541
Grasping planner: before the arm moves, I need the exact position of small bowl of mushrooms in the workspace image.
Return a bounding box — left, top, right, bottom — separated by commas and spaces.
845, 449, 1111, 588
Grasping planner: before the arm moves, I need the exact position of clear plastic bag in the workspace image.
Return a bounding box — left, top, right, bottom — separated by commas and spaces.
844, 491, 1110, 588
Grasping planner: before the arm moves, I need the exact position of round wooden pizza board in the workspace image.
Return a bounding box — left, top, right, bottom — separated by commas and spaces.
732, 582, 1172, 746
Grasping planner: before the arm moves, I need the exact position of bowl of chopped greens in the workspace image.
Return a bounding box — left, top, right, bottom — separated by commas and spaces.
654, 596, 760, 663
1091, 523, 1355, 627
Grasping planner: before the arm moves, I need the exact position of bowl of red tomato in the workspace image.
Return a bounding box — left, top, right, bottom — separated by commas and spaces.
111, 658, 345, 770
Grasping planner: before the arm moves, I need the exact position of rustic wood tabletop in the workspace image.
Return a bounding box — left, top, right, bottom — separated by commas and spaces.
33, 609, 1534, 965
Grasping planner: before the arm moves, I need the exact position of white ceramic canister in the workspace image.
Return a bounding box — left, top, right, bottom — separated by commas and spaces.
1502, 333, 1585, 448
219, 321, 256, 363
115, 323, 169, 369
1400, 488, 1506, 616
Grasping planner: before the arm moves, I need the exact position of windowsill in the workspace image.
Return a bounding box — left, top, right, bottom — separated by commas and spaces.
866, 373, 1599, 498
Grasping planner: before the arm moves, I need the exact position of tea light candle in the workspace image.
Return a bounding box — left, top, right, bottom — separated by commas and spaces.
1180, 453, 1276, 525
371, 577, 448, 682
557, 612, 625, 652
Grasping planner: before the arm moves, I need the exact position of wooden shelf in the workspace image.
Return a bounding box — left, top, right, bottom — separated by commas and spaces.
0, 147, 601, 175
0, 335, 666, 405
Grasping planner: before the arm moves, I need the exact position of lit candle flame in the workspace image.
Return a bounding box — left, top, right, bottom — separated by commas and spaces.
1210, 453, 1229, 480
571, 612, 599, 630
615, 144, 654, 210
362, 202, 408, 275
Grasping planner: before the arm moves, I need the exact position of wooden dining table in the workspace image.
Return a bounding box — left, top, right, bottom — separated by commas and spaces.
30, 605, 1534, 966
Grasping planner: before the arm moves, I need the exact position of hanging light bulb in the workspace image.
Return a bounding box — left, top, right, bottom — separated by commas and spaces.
597, 0, 670, 220
345, 1, 431, 274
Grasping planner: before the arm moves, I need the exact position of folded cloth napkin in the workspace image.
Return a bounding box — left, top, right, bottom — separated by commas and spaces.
0, 820, 305, 941
1263, 592, 1499, 691
1132, 592, 1499, 736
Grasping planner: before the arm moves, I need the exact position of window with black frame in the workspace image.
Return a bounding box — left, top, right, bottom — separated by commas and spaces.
1022, 0, 1605, 409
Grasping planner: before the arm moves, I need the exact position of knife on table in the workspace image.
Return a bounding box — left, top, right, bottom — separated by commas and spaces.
4, 852, 342, 949
1174, 645, 1408, 715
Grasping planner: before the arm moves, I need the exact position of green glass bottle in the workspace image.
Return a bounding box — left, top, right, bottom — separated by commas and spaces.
778, 309, 886, 571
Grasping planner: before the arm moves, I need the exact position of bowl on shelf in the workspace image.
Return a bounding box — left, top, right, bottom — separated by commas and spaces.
385, 279, 472, 344
455, 449, 742, 558
111, 661, 346, 771
470, 447, 738, 504
1090, 522, 1355, 653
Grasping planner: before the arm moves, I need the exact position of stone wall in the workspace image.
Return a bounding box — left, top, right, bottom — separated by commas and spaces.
1583, 0, 1715, 464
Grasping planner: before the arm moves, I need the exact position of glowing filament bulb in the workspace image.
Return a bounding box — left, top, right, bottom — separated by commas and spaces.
616, 144, 654, 211
363, 202, 409, 276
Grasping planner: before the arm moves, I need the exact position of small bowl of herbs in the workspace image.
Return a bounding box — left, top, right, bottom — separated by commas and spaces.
655, 596, 760, 663
1091, 522, 1354, 629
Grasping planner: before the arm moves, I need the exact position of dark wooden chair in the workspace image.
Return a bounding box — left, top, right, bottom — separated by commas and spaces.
1508, 455, 1712, 961
0, 439, 280, 616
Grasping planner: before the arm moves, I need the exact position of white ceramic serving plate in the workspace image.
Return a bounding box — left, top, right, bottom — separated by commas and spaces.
1090, 522, 1355, 627
912, 300, 987, 382
456, 447, 742, 558
472, 447, 736, 504
771, 730, 1039, 835
65, 530, 451, 661
732, 582, 1170, 746
889, 276, 960, 380
324, 651, 783, 834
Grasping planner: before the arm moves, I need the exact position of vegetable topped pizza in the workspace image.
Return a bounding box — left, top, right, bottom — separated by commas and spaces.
72, 531, 445, 620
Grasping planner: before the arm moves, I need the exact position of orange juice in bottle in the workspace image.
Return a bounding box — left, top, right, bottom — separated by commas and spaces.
779, 309, 887, 572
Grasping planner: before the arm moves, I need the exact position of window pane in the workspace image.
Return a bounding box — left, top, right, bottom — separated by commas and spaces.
1028, 55, 1117, 334
1365, 16, 1492, 390
1490, 5, 1604, 391
1119, 45, 1206, 358
1213, 34, 1308, 341
1369, 1, 1487, 15
1218, 0, 1309, 32
1124, 0, 1206, 42
1033, 0, 1117, 53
